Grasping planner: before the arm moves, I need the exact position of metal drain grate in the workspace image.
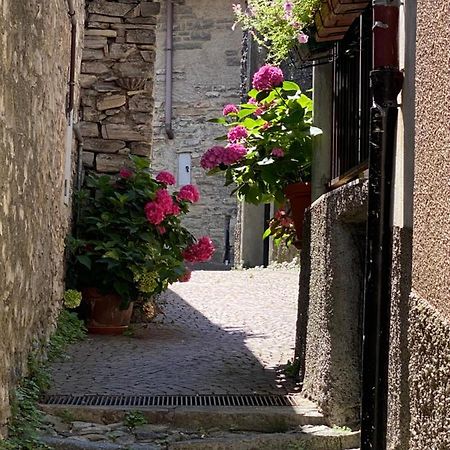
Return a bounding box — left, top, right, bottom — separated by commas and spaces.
41, 394, 298, 408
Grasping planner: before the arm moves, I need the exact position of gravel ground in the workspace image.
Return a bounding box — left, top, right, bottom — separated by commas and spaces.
49, 268, 300, 396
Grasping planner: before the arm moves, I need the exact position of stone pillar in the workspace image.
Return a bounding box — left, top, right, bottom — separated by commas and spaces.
80, 0, 160, 173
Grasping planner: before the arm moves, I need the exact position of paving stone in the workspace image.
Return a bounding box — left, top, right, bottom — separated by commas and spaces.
49, 269, 299, 396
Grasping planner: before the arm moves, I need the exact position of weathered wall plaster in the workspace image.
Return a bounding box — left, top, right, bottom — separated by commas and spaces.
0, 0, 83, 434
301, 179, 367, 425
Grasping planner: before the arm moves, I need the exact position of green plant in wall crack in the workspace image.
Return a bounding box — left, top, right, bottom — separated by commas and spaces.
124, 411, 148, 430
0, 310, 86, 450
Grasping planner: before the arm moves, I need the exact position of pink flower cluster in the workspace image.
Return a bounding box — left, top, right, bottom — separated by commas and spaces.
227, 125, 248, 143
223, 104, 239, 116
182, 236, 215, 262
119, 168, 133, 179
271, 148, 285, 158
201, 144, 247, 169
179, 270, 192, 282
156, 171, 176, 185
252, 65, 284, 91
178, 185, 200, 203
144, 189, 180, 225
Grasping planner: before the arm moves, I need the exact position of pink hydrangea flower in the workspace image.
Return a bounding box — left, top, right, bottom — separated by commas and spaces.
223, 144, 247, 165
178, 185, 200, 203
297, 32, 309, 44
155, 189, 174, 215
201, 146, 226, 169
156, 225, 167, 235
182, 236, 215, 262
119, 168, 133, 179
248, 97, 257, 105
271, 148, 285, 158
144, 201, 165, 225
179, 270, 192, 282
252, 65, 284, 91
227, 125, 248, 143
156, 171, 176, 185
284, 1, 293, 19
223, 104, 239, 116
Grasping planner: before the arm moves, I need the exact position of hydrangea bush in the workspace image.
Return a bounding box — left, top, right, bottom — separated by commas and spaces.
68, 156, 214, 308
233, 0, 321, 63
202, 65, 320, 205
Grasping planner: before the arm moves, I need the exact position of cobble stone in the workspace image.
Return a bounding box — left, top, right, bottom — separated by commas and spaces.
49, 269, 299, 396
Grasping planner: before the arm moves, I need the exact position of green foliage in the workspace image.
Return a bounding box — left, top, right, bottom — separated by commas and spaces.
284, 358, 301, 379
208, 80, 320, 205
63, 289, 82, 309
264, 209, 297, 247
0, 310, 86, 450
233, 0, 321, 63
68, 156, 196, 308
123, 411, 148, 430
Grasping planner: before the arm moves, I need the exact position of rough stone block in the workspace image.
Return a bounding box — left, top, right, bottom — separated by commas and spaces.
84, 138, 126, 153
128, 94, 153, 112
80, 74, 97, 89
85, 29, 117, 38
112, 62, 152, 78
108, 43, 138, 60
89, 14, 122, 23
82, 107, 102, 122
88, 1, 135, 17
131, 112, 152, 124
141, 2, 161, 16
80, 122, 100, 138
126, 30, 156, 45
82, 62, 110, 75
130, 142, 151, 156
84, 38, 108, 49
140, 51, 154, 62
102, 124, 151, 141
82, 48, 105, 61
93, 82, 122, 93
82, 151, 95, 168
125, 17, 158, 25
97, 94, 127, 111
96, 154, 131, 173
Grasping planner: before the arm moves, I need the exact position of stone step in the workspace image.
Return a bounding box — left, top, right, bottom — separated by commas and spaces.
40, 402, 327, 433
40, 426, 360, 450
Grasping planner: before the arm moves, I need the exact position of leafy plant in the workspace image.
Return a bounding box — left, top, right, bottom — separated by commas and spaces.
124, 411, 148, 430
202, 69, 320, 206
67, 156, 214, 309
0, 310, 86, 449
63, 289, 82, 309
233, 0, 321, 63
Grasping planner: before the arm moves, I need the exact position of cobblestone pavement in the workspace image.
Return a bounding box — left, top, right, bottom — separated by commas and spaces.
49, 268, 300, 396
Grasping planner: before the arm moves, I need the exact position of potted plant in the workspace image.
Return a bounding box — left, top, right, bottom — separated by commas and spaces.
67, 156, 214, 334
201, 65, 321, 247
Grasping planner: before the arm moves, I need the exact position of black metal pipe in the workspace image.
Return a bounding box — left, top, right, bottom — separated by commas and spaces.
67, 0, 77, 117
360, 1, 404, 447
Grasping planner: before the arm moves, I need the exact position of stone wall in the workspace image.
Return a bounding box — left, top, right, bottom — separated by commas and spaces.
151, 0, 242, 263
299, 179, 367, 426
0, 0, 83, 435
80, 0, 160, 173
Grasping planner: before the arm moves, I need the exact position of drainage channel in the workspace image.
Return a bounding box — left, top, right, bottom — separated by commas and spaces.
41, 394, 299, 408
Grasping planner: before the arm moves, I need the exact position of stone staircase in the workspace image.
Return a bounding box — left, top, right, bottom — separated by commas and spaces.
38, 400, 360, 450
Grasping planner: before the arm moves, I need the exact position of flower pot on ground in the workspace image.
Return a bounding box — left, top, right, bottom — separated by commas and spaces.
67, 156, 215, 333
83, 288, 134, 335
284, 182, 312, 248
201, 65, 321, 247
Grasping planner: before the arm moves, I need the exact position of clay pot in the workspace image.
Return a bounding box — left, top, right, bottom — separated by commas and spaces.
83, 288, 133, 335
284, 182, 312, 249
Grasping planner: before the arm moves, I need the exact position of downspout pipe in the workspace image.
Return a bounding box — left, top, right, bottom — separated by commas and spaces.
361, 1, 403, 449
165, 0, 174, 139
67, 0, 77, 117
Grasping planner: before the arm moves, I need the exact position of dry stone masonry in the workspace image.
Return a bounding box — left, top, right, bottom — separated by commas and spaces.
80, 0, 160, 173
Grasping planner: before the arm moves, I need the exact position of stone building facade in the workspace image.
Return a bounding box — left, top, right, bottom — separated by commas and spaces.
79, 0, 160, 172
296, 1, 450, 448
151, 0, 242, 263
0, 0, 83, 435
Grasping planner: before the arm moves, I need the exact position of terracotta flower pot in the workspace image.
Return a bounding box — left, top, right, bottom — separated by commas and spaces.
284, 182, 312, 249
83, 288, 133, 335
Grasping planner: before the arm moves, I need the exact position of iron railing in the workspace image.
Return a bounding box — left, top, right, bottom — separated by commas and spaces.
330, 8, 372, 187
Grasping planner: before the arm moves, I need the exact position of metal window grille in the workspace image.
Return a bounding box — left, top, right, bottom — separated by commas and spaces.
330, 8, 372, 186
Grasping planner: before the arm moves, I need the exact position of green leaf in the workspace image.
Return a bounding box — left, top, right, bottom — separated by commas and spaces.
282, 81, 300, 92
247, 89, 258, 99
76, 255, 91, 270
256, 90, 270, 102
262, 227, 272, 239
208, 117, 227, 124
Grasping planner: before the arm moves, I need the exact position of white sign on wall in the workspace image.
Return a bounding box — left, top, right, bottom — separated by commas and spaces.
178, 152, 191, 186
